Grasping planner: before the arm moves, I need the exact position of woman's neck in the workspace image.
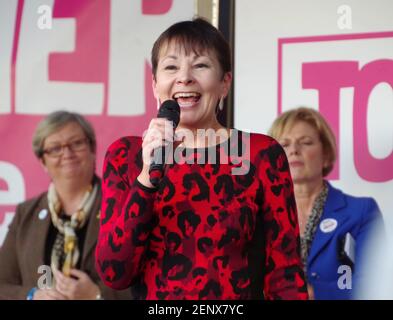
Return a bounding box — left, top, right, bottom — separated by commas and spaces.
53, 176, 93, 216
177, 119, 229, 149
294, 179, 325, 218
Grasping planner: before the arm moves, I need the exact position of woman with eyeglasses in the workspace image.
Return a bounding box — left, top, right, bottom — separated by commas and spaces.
0, 111, 132, 300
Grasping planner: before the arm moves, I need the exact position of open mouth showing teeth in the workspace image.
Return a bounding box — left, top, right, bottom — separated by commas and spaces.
172, 92, 201, 107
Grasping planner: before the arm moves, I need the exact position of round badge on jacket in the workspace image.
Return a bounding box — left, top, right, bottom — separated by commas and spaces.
319, 218, 338, 233
38, 209, 48, 220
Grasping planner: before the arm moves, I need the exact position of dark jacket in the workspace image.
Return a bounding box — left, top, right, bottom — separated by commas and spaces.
0, 183, 133, 300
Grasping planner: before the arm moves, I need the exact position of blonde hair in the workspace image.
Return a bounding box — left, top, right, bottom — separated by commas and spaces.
268, 107, 336, 177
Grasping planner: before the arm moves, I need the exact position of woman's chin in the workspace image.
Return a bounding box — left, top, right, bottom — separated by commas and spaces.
60, 173, 81, 182
291, 174, 306, 184
179, 115, 199, 127
58, 168, 86, 181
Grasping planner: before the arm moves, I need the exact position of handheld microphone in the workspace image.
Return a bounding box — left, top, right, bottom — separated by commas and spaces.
149, 100, 180, 187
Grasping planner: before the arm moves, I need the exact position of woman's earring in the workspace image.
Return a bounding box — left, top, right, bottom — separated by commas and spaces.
218, 97, 224, 111
156, 99, 160, 110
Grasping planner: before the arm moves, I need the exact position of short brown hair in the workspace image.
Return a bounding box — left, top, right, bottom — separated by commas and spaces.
32, 110, 96, 158
151, 17, 231, 78
268, 107, 337, 177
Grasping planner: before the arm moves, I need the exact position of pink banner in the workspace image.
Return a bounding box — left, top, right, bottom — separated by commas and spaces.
0, 0, 194, 242
278, 32, 393, 181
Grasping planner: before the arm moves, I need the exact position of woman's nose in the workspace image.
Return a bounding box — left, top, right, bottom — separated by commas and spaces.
176, 66, 194, 85
62, 145, 75, 157
288, 143, 300, 155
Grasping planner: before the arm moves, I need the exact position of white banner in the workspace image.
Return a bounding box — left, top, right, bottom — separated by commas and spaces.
235, 0, 393, 219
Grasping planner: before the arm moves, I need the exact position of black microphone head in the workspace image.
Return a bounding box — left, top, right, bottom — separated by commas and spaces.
157, 100, 180, 128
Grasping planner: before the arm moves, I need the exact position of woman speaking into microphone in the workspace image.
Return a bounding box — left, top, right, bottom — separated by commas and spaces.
96, 18, 307, 300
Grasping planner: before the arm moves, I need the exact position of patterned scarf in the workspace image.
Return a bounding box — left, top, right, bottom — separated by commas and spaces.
48, 181, 98, 276
300, 181, 329, 276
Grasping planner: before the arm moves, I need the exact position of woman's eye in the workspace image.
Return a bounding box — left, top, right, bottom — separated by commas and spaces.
195, 63, 209, 69
164, 65, 177, 70
51, 146, 62, 153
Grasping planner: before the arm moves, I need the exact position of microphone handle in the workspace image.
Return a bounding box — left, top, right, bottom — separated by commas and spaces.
149, 123, 175, 187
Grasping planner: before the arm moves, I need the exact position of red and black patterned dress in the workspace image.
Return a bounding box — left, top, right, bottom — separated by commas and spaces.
96, 130, 308, 300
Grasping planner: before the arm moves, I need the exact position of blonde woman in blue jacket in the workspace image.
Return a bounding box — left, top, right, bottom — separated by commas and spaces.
269, 107, 383, 300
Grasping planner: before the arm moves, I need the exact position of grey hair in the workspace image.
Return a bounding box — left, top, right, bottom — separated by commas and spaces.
32, 110, 96, 158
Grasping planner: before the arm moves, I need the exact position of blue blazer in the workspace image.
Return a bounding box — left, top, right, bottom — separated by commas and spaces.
307, 182, 383, 300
